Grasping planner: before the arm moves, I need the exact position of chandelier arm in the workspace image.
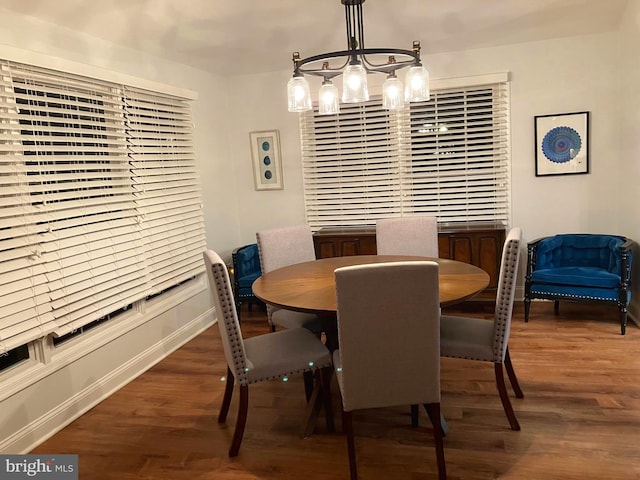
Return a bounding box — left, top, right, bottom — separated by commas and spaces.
295, 48, 419, 74
303, 67, 350, 78
360, 54, 418, 72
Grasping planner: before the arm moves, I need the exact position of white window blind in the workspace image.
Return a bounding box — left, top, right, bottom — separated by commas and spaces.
124, 87, 206, 296
0, 60, 204, 353
300, 80, 509, 229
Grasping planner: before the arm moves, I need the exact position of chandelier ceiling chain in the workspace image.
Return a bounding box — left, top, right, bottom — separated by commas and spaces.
287, 0, 430, 115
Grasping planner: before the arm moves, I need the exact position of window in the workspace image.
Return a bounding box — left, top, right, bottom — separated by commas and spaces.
0, 60, 205, 355
300, 75, 509, 229
0, 344, 29, 372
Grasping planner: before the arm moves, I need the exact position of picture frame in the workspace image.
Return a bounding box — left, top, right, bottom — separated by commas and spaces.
534, 111, 589, 176
249, 130, 284, 190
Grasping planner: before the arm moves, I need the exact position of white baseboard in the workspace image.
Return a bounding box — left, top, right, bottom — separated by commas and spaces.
1, 308, 215, 454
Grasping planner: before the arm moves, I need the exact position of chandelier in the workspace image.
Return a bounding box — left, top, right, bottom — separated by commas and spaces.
287, 0, 429, 115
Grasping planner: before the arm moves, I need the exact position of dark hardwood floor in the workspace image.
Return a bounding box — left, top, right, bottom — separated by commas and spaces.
32, 301, 640, 479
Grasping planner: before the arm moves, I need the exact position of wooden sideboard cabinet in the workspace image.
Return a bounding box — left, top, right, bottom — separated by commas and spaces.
313, 226, 377, 258
313, 222, 505, 299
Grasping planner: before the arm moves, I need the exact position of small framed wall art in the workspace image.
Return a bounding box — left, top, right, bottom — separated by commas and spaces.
249, 130, 284, 190
534, 111, 589, 176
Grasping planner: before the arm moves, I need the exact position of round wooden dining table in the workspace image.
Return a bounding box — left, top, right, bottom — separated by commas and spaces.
253, 255, 489, 312
253, 255, 489, 437
253, 255, 489, 351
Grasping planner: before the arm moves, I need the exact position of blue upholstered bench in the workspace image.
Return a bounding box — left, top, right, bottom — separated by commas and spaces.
524, 234, 633, 334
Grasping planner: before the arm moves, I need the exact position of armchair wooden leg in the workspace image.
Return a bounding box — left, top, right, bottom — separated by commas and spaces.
524, 298, 531, 322
494, 363, 521, 431
342, 409, 358, 480
504, 348, 524, 398
424, 403, 447, 480
620, 310, 627, 335
554, 300, 560, 314
218, 366, 235, 423
229, 385, 248, 457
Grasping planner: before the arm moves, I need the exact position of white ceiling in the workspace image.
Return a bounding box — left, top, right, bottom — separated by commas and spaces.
0, 0, 629, 76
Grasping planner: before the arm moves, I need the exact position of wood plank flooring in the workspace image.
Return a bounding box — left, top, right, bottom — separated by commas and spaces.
31, 301, 640, 479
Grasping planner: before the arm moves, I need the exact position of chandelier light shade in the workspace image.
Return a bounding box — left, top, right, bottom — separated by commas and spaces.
382, 73, 404, 110
404, 65, 430, 102
287, 0, 429, 115
342, 63, 369, 103
319, 80, 340, 115
287, 75, 312, 112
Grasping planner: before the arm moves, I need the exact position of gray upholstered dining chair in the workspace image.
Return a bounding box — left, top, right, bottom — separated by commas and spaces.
256, 225, 323, 334
376, 216, 439, 257
440, 227, 524, 430
333, 261, 447, 480
203, 249, 333, 457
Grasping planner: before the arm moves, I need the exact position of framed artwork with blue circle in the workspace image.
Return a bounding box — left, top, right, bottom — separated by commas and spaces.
249, 129, 284, 190
534, 111, 589, 176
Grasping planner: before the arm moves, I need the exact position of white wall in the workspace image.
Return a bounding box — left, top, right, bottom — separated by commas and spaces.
617, 0, 640, 319
225, 70, 308, 245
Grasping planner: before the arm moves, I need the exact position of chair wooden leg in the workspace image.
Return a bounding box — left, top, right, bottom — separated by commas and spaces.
303, 371, 315, 402
494, 363, 521, 431
218, 366, 234, 423
342, 409, 358, 480
413, 408, 449, 435
321, 367, 335, 433
620, 310, 627, 335
554, 300, 560, 314
411, 404, 419, 427
302, 367, 336, 435
504, 348, 524, 399
229, 385, 248, 457
424, 403, 447, 480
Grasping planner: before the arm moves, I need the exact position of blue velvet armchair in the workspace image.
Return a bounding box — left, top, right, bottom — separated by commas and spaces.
524, 234, 633, 334
231, 243, 263, 321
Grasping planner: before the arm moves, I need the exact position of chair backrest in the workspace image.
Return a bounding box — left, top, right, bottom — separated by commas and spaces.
492, 227, 522, 362
376, 216, 439, 257
256, 225, 316, 273
534, 234, 625, 273
233, 244, 261, 278
203, 249, 249, 384
335, 261, 440, 412
232, 243, 262, 295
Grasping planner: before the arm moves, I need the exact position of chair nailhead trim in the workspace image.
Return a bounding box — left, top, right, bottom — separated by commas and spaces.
530, 290, 615, 301
492, 235, 520, 362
